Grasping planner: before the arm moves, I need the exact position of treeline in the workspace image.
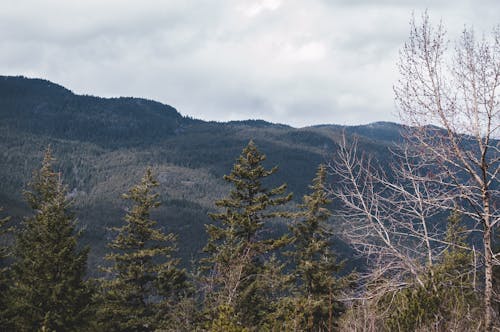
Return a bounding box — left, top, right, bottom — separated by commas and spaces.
0, 142, 498, 331
0, 142, 347, 331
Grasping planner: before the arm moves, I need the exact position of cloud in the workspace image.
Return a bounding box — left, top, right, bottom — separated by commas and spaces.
239, 0, 282, 17
0, 0, 498, 127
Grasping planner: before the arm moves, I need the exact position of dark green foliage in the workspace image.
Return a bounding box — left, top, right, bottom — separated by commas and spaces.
383, 211, 478, 331
0, 76, 181, 149
98, 168, 189, 332
202, 140, 293, 329
0, 208, 11, 263
10, 147, 93, 331
206, 304, 249, 332
286, 164, 345, 331
0, 208, 12, 329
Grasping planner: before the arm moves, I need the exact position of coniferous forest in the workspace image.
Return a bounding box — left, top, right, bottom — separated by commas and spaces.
0, 138, 498, 331
0, 13, 499, 332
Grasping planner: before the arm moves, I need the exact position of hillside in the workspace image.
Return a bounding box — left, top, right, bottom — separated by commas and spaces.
0, 75, 400, 273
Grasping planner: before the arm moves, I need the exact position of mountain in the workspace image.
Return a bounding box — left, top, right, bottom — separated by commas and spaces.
0, 75, 401, 273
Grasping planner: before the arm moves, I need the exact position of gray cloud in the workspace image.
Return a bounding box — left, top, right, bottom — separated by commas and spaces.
1, 0, 498, 127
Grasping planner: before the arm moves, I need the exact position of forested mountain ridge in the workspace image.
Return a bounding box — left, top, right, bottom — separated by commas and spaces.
0, 75, 398, 272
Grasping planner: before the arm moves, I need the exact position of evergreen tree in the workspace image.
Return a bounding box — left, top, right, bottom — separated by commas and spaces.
384, 210, 478, 331
202, 140, 292, 329
98, 168, 188, 332
10, 147, 92, 331
288, 164, 344, 331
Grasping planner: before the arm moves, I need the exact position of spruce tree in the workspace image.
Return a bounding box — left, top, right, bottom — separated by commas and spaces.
10, 147, 92, 331
202, 140, 292, 329
98, 168, 188, 332
288, 164, 344, 331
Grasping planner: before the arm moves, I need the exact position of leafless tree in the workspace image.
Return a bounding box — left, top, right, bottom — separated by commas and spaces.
393, 13, 500, 330
330, 133, 482, 330
329, 135, 460, 291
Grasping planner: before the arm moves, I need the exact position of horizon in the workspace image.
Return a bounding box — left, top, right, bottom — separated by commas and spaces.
1, 1, 499, 127
4, 74, 404, 129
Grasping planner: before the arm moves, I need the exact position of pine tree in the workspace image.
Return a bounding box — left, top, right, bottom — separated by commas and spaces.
202, 140, 292, 329
288, 164, 344, 331
10, 147, 92, 331
98, 168, 188, 332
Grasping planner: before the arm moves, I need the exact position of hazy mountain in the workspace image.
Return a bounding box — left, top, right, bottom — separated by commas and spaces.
0, 75, 402, 273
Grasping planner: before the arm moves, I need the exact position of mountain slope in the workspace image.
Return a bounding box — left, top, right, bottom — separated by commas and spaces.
0, 75, 401, 273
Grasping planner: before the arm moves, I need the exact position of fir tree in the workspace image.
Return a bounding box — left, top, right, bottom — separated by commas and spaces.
98, 168, 188, 332
10, 147, 92, 331
202, 140, 292, 329
288, 164, 344, 331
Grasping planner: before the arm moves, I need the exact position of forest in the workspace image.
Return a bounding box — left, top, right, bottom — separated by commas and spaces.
0, 137, 498, 331
0, 14, 499, 332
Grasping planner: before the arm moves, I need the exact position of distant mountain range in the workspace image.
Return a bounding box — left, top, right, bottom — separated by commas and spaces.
0, 75, 403, 273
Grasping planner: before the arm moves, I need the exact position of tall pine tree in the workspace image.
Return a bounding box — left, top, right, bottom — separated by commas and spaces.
202, 140, 292, 330
10, 147, 92, 331
288, 164, 344, 331
98, 168, 188, 332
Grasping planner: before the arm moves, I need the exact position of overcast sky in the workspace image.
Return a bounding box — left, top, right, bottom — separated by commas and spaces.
1, 0, 499, 127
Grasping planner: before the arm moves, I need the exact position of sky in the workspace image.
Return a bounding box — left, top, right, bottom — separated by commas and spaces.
1, 0, 499, 127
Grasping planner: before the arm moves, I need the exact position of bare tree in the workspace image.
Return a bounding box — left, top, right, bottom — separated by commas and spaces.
328, 12, 498, 330
330, 134, 480, 330
394, 13, 500, 330
330, 135, 457, 290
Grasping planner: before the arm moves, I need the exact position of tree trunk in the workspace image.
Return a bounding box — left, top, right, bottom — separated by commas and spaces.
484, 222, 493, 331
